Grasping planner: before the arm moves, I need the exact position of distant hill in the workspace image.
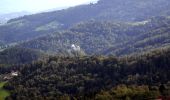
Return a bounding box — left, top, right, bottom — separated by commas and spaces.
0, 0, 170, 43
0, 11, 30, 24
0, 0, 170, 99
18, 16, 170, 56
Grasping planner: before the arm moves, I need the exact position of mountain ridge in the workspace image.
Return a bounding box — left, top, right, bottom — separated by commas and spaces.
0, 0, 170, 43
16, 16, 170, 56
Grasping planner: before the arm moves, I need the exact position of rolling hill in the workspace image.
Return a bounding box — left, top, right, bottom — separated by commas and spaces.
0, 47, 45, 65
0, 0, 169, 99
0, 11, 30, 24
18, 16, 170, 56
5, 47, 170, 100
0, 0, 170, 43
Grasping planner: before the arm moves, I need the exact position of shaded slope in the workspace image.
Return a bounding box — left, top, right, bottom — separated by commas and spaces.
0, 0, 170, 43
19, 16, 170, 56
5, 47, 170, 99
0, 47, 45, 65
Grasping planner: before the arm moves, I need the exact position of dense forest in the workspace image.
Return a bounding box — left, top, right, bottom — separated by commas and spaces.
0, 47, 45, 65
19, 16, 170, 56
0, 0, 170, 43
3, 47, 170, 100
0, 0, 169, 99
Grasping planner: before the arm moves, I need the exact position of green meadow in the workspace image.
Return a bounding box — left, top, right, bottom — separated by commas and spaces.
0, 82, 10, 100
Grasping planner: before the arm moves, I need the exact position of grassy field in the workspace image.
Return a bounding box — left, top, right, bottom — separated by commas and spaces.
0, 82, 6, 88
0, 82, 10, 100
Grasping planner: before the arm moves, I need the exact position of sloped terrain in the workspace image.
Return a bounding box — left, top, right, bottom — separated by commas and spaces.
0, 0, 169, 99
0, 0, 170, 43
5, 47, 170, 100
18, 16, 170, 56
0, 47, 45, 65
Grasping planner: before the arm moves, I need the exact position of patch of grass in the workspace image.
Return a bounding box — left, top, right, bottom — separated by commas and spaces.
0, 90, 10, 100
0, 82, 7, 88
0, 82, 10, 100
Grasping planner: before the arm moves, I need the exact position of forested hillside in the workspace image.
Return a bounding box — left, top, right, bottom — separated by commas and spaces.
0, 0, 170, 43
0, 47, 45, 65
0, 0, 169, 99
4, 47, 170, 100
19, 16, 170, 56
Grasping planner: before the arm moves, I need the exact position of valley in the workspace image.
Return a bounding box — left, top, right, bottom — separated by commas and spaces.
0, 0, 169, 99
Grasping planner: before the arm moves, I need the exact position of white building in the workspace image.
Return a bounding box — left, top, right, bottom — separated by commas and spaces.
11, 71, 19, 76
71, 44, 81, 51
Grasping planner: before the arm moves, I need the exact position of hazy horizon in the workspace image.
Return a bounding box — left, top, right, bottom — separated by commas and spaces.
0, 0, 98, 14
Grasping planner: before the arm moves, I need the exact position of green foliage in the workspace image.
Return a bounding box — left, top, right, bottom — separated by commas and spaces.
0, 47, 45, 65
0, 89, 10, 100
4, 47, 170, 99
0, 1, 169, 99
95, 91, 112, 100
95, 84, 161, 100
0, 0, 170, 43
20, 17, 170, 56
0, 82, 10, 100
0, 82, 6, 88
